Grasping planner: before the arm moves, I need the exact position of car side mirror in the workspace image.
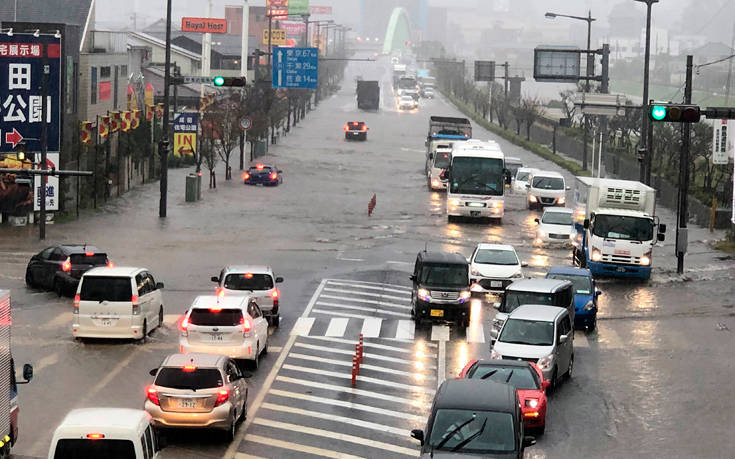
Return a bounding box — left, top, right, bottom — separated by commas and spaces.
542, 380, 551, 390
21, 364, 33, 383
410, 275, 416, 281
525, 184, 531, 189
275, 276, 284, 283
492, 302, 501, 309
211, 276, 219, 283
156, 282, 164, 289
595, 290, 602, 297
566, 186, 571, 190
659, 223, 667, 233
521, 262, 528, 267
490, 328, 499, 339
657, 233, 665, 242
523, 435, 537, 447
149, 368, 158, 376
410, 429, 425, 445
583, 219, 590, 230
534, 218, 540, 224
559, 334, 569, 344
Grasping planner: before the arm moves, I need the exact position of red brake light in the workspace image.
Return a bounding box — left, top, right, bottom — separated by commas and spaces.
243, 172, 250, 180
74, 294, 80, 309
85, 251, 94, 256
61, 257, 71, 272
106, 261, 114, 268
244, 273, 253, 279
256, 163, 264, 170
86, 433, 105, 440
180, 317, 189, 330
217, 288, 224, 298
344, 125, 349, 131
214, 389, 229, 407
271, 289, 279, 299
146, 386, 160, 406
242, 317, 252, 332
270, 172, 278, 180
182, 365, 197, 372
131, 295, 139, 305
361, 125, 367, 131
197, 171, 203, 177
210, 307, 222, 312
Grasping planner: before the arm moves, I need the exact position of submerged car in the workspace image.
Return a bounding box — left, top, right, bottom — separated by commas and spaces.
344, 121, 368, 140
243, 163, 282, 186
25, 245, 111, 297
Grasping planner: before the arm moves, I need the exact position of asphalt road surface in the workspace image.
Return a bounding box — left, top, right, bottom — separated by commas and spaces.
2, 54, 734, 459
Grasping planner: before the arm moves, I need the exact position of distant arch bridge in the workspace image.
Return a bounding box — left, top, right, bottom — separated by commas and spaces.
382, 7, 413, 55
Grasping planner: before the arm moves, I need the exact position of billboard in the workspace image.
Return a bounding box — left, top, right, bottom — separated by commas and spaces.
533, 46, 581, 83
181, 18, 228, 34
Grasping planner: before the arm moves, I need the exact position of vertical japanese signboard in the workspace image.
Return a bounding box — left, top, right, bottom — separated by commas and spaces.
173, 112, 198, 157
0, 33, 62, 211
712, 119, 732, 165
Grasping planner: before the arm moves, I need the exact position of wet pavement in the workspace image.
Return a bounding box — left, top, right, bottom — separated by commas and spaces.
1, 53, 734, 458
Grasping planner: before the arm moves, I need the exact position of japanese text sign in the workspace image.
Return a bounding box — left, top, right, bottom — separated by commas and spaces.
272, 47, 318, 89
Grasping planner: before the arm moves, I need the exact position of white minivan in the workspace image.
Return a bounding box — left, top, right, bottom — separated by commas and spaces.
73, 267, 164, 340
526, 170, 569, 209
48, 408, 162, 458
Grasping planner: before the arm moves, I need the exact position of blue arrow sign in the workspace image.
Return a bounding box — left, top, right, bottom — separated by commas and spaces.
271, 47, 318, 89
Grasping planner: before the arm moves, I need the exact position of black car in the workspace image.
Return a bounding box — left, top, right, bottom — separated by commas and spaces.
344, 121, 368, 140
25, 245, 110, 296
411, 379, 536, 458
410, 251, 471, 327
242, 163, 283, 186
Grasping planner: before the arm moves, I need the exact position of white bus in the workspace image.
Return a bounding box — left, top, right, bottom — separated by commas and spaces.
446, 140, 507, 223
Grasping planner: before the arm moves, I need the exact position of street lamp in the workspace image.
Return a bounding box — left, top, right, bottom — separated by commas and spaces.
634, 0, 659, 185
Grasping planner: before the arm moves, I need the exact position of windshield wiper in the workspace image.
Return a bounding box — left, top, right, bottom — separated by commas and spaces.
450, 419, 487, 452
480, 369, 498, 380
434, 415, 477, 450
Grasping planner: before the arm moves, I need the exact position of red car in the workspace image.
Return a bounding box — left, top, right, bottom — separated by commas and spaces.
458, 359, 550, 434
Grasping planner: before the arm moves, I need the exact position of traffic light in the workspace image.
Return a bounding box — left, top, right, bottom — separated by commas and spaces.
649, 104, 701, 123
212, 76, 246, 87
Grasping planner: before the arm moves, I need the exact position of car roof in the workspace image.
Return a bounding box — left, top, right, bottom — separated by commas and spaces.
435, 379, 517, 413
162, 352, 227, 368
508, 304, 567, 321
418, 251, 468, 265
542, 207, 573, 214
547, 266, 592, 277
82, 266, 143, 277
517, 167, 538, 173
223, 265, 273, 274
475, 243, 516, 252
57, 245, 103, 255
506, 278, 572, 293
531, 170, 564, 178
474, 359, 534, 369
57, 408, 150, 429
191, 295, 250, 310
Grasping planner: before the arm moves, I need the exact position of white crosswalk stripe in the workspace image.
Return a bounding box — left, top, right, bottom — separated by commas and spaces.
291, 317, 316, 336
395, 319, 415, 341
360, 317, 382, 338
325, 317, 349, 337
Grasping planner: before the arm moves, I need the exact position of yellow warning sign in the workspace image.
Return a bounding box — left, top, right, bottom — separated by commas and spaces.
174, 133, 196, 157
262, 29, 287, 45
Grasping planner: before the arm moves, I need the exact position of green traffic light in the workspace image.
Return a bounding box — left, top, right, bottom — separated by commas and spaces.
651, 105, 667, 121
213, 76, 225, 86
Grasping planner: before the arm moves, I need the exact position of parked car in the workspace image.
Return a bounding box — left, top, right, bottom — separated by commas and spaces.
211, 265, 283, 327
491, 305, 574, 390
242, 163, 282, 186
458, 359, 550, 434
145, 353, 248, 441
410, 251, 471, 327
410, 379, 536, 457
469, 243, 526, 297
73, 267, 164, 340
344, 121, 368, 140
180, 295, 269, 369
25, 245, 111, 297
534, 207, 574, 246
546, 266, 601, 331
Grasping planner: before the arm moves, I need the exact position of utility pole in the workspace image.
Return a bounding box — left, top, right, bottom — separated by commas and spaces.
636, 0, 659, 184
267, 14, 273, 68
241, 1, 249, 78
159, 0, 172, 218
598, 44, 610, 178
39, 42, 49, 239
725, 17, 735, 105
302, 14, 310, 47
676, 55, 693, 274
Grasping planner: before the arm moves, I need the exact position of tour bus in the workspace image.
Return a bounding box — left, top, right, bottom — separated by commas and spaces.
446, 140, 508, 223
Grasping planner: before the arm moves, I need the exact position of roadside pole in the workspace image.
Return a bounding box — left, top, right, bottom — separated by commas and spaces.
39, 44, 48, 240
676, 55, 693, 274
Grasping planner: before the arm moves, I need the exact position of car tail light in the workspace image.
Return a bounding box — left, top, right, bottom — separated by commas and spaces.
107, 260, 114, 268
272, 289, 279, 307
270, 172, 278, 180
61, 257, 71, 272
244, 273, 253, 278
361, 125, 367, 131
210, 307, 222, 312
344, 125, 349, 131
131, 295, 140, 315
242, 317, 252, 334
214, 389, 230, 407
180, 316, 189, 336
85, 251, 94, 257
182, 365, 197, 372
217, 288, 224, 298
146, 386, 160, 406
86, 433, 105, 440
74, 294, 80, 312
242, 172, 250, 180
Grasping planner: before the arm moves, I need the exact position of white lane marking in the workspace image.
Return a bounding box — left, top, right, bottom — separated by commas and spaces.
326, 280, 412, 294
225, 279, 329, 459
41, 311, 72, 329
311, 309, 388, 320
276, 376, 432, 408
395, 320, 415, 341
269, 346, 283, 353
269, 389, 427, 422
361, 318, 383, 338
291, 317, 316, 336
321, 293, 412, 309
261, 402, 412, 437
287, 353, 435, 379
304, 335, 437, 354
325, 317, 349, 337
240, 435, 364, 459
316, 301, 411, 318
234, 453, 267, 459
438, 340, 446, 389
251, 418, 419, 457
322, 288, 411, 302
337, 256, 366, 262
430, 325, 450, 342
466, 323, 486, 343
282, 364, 435, 394
574, 331, 589, 348
293, 342, 436, 368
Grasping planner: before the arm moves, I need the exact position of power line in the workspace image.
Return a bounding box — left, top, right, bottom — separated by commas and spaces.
695, 53, 735, 70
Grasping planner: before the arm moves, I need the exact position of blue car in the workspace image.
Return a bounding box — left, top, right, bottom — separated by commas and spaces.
243, 163, 283, 186
545, 266, 600, 331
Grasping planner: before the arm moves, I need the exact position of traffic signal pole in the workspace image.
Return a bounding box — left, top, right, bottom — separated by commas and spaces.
676, 55, 693, 274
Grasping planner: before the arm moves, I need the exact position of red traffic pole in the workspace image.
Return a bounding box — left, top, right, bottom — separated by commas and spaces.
351, 355, 358, 387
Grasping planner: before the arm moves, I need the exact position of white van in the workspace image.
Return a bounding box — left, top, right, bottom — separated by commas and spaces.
526, 170, 569, 210
48, 408, 161, 458
73, 267, 164, 340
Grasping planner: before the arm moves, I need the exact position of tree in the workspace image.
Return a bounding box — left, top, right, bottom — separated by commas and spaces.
206, 96, 240, 181
199, 111, 220, 189
559, 89, 578, 127
518, 96, 546, 141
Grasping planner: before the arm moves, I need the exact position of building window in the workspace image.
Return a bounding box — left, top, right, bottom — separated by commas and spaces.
120, 65, 128, 79
90, 66, 97, 105
100, 66, 111, 78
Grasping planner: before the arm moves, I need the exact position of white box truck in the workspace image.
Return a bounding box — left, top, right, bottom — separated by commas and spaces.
572, 177, 666, 280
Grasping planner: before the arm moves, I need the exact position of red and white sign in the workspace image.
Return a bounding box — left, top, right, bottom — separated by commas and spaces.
310, 6, 333, 15
281, 21, 306, 35
266, 0, 289, 6
267, 8, 289, 18
0, 43, 60, 58
181, 17, 228, 34
713, 119, 732, 165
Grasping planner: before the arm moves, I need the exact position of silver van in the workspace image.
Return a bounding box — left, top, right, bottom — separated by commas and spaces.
492, 278, 574, 338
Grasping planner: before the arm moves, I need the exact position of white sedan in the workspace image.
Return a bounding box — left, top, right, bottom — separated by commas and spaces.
534, 207, 574, 246
398, 95, 417, 110
469, 243, 527, 296
513, 167, 538, 193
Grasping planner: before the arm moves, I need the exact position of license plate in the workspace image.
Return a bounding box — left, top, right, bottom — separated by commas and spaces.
210, 333, 224, 341
100, 319, 113, 327
490, 281, 503, 288
470, 211, 480, 217
178, 399, 197, 409
430, 309, 444, 317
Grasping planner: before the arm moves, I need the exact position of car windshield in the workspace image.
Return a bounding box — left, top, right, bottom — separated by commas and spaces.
473, 249, 518, 266
224, 273, 274, 291
189, 308, 243, 326
532, 176, 564, 190
434, 151, 451, 168
468, 365, 540, 390
516, 171, 531, 182
80, 276, 131, 302
505, 162, 522, 177
428, 409, 515, 453
503, 291, 554, 313
547, 274, 592, 294
54, 439, 136, 459
592, 214, 654, 241
542, 212, 572, 225
70, 253, 108, 266
420, 263, 468, 287
499, 319, 555, 346
449, 157, 505, 196
155, 368, 223, 390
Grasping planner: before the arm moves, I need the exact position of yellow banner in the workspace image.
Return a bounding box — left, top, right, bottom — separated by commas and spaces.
174, 133, 197, 157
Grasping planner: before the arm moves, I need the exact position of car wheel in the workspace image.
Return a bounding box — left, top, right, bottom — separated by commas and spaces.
137, 320, 148, 342
566, 355, 574, 379
158, 306, 164, 328
587, 317, 597, 332
536, 424, 546, 436
25, 269, 34, 288
224, 419, 236, 442
252, 343, 259, 370
262, 339, 268, 355
53, 279, 64, 297
272, 314, 280, 328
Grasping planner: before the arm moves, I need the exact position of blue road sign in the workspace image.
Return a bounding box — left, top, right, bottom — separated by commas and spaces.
0, 34, 61, 153
271, 47, 318, 89
173, 112, 199, 133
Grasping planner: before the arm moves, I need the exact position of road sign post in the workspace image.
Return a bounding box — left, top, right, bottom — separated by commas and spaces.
271, 46, 318, 89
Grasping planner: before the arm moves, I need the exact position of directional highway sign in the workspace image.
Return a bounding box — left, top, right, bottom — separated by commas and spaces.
272, 47, 318, 89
